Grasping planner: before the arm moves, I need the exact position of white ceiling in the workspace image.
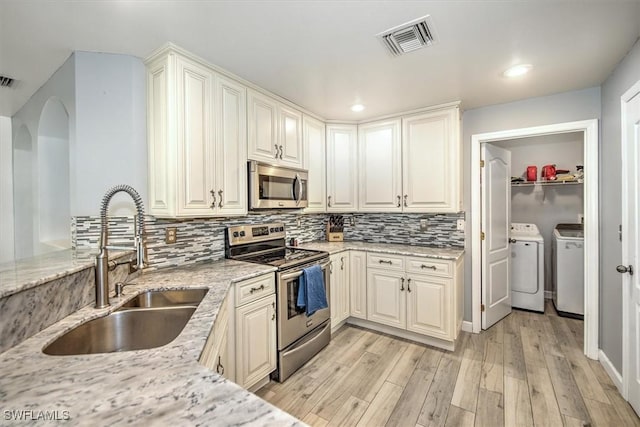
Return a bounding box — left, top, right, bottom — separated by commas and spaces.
1, 1, 639, 120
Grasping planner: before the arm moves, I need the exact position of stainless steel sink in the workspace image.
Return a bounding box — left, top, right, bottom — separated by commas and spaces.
43, 307, 197, 355
120, 288, 208, 309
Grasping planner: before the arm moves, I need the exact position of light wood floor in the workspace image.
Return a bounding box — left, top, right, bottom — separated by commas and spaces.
257, 301, 640, 426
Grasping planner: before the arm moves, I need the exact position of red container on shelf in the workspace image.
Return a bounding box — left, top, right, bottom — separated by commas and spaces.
526, 166, 537, 181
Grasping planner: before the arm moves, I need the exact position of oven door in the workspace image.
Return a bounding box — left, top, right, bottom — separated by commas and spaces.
249, 161, 308, 209
277, 259, 331, 350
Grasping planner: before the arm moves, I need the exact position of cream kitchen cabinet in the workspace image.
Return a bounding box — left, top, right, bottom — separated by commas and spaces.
303, 115, 326, 213
358, 119, 402, 212
326, 124, 358, 212
247, 89, 303, 168
146, 48, 247, 217
349, 251, 367, 320
363, 253, 463, 346
329, 252, 350, 333
199, 273, 276, 391
402, 106, 461, 213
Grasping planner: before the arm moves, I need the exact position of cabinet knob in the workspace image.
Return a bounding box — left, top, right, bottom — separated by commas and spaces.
379, 259, 392, 265
327, 195, 332, 207
218, 189, 223, 208
274, 144, 279, 159
397, 195, 401, 208
404, 195, 408, 207
279, 145, 284, 160
407, 278, 412, 292
340, 256, 344, 270
421, 264, 437, 270
216, 355, 224, 375
272, 301, 276, 320
400, 277, 405, 291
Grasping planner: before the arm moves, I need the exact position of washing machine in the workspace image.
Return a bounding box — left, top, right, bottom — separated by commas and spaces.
510, 223, 545, 312
553, 223, 584, 317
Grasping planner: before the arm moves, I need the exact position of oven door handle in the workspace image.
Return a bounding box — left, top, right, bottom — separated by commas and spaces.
280, 260, 331, 281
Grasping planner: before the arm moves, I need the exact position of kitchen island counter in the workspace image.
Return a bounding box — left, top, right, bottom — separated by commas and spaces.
0, 259, 303, 426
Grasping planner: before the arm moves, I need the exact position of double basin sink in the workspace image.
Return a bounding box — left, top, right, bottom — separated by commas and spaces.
43, 289, 208, 356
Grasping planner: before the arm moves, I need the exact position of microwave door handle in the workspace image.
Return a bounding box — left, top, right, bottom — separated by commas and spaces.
294, 174, 303, 205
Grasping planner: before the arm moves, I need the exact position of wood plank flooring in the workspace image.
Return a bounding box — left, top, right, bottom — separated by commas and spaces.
257, 301, 640, 426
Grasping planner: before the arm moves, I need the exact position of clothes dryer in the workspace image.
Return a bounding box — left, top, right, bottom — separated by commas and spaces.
510, 223, 545, 312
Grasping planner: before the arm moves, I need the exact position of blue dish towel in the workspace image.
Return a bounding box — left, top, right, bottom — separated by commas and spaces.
296, 264, 328, 317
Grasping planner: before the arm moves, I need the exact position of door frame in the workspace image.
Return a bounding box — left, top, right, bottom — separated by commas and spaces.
471, 119, 599, 359
621, 80, 640, 399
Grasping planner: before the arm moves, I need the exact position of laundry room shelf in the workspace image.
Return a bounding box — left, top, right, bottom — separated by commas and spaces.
511, 180, 583, 187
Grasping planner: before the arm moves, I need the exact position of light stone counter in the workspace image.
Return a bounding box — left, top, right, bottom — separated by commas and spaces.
0, 259, 303, 426
298, 241, 464, 260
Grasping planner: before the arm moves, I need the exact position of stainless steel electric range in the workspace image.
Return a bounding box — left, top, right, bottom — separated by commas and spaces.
226, 222, 331, 382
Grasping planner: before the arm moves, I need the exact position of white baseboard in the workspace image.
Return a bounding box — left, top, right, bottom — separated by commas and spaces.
598, 349, 623, 394
461, 321, 473, 333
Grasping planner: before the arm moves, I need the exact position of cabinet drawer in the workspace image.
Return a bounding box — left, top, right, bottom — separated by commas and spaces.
405, 257, 453, 278
235, 273, 275, 307
367, 253, 404, 271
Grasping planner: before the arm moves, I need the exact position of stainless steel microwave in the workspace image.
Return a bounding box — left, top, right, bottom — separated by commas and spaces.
248, 161, 308, 209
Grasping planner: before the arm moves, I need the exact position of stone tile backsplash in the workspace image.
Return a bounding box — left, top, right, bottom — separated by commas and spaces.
73, 212, 464, 270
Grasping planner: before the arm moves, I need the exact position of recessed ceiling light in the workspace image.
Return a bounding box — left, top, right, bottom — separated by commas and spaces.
351, 104, 365, 112
503, 64, 532, 78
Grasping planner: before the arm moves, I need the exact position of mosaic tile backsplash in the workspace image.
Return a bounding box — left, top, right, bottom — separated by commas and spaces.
73, 212, 464, 270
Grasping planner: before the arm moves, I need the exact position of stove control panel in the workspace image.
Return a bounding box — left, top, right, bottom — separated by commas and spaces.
227, 222, 286, 246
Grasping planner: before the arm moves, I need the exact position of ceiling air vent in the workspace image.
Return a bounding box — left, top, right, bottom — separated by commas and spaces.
0, 75, 15, 88
378, 15, 436, 56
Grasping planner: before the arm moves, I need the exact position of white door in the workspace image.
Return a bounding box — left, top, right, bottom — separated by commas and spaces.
326, 124, 358, 212
358, 119, 402, 212
622, 82, 640, 415
303, 115, 326, 213
366, 268, 406, 329
481, 143, 512, 329
406, 274, 451, 339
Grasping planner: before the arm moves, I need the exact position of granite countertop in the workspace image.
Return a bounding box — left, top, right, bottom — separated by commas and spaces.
0, 259, 302, 426
298, 241, 464, 260
0, 249, 130, 299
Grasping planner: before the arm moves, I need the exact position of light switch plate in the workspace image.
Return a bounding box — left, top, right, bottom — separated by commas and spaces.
420, 219, 429, 231
457, 219, 465, 231
165, 227, 177, 244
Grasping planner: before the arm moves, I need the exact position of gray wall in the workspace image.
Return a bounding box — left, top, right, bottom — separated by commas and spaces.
600, 38, 640, 372
494, 133, 584, 292
461, 86, 601, 322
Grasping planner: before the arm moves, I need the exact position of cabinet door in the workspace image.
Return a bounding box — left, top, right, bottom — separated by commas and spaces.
235, 294, 277, 389
247, 89, 278, 163
326, 124, 358, 212
367, 268, 405, 329
303, 115, 326, 213
176, 56, 216, 216
278, 105, 303, 168
406, 275, 451, 340
215, 75, 247, 215
337, 253, 350, 323
358, 119, 402, 212
402, 108, 460, 212
350, 251, 367, 319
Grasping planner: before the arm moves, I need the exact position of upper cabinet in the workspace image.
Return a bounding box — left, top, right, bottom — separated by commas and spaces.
358, 119, 402, 212
248, 89, 303, 168
402, 107, 461, 213
303, 115, 326, 213
146, 50, 247, 217
326, 124, 358, 212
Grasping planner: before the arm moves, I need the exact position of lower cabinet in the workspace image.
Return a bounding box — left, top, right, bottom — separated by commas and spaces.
329, 252, 350, 332
367, 268, 406, 329
200, 273, 276, 390
349, 251, 367, 319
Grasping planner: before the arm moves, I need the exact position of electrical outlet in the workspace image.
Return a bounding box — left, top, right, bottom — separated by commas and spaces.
457, 219, 466, 231
420, 219, 429, 231
296, 217, 301, 227
165, 227, 177, 244
350, 216, 356, 226
578, 214, 584, 224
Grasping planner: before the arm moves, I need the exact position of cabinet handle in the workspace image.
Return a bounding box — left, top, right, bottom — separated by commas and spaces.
249, 284, 265, 294
329, 261, 333, 273
218, 189, 223, 208
210, 189, 216, 209
404, 195, 408, 207
421, 264, 437, 270
274, 144, 279, 159
216, 355, 224, 375
327, 195, 332, 207
407, 278, 412, 292
272, 301, 276, 321
378, 259, 393, 265
340, 256, 344, 270
279, 145, 284, 160
400, 277, 405, 291
397, 195, 401, 208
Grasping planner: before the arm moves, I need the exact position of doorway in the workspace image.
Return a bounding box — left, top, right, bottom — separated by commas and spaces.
471, 120, 599, 359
